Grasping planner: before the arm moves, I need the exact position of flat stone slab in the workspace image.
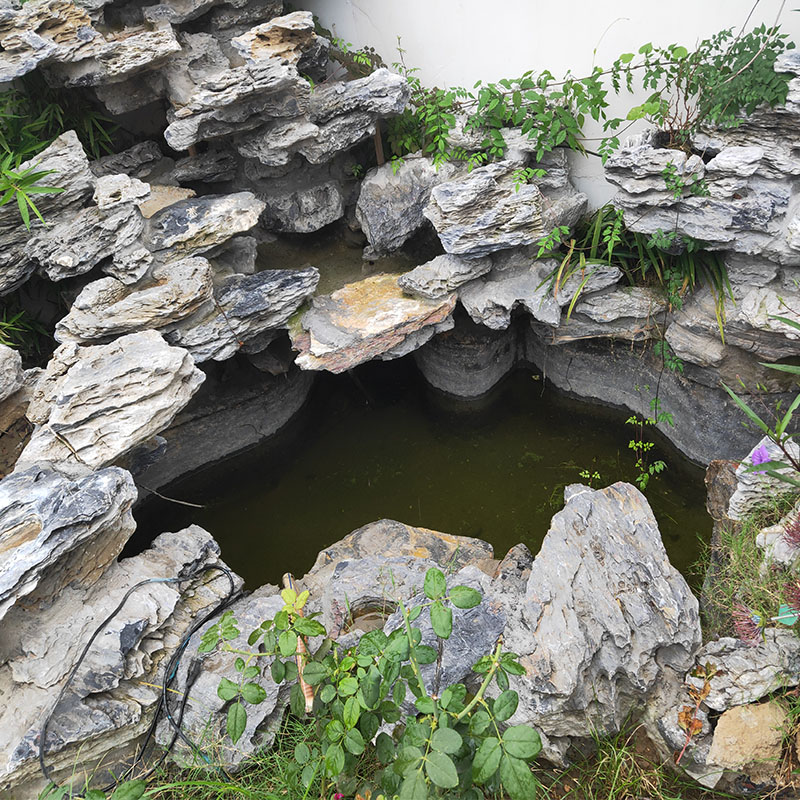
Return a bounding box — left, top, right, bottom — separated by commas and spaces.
291, 273, 456, 373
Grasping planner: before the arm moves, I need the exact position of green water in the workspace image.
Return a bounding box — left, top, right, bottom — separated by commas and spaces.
133, 359, 711, 589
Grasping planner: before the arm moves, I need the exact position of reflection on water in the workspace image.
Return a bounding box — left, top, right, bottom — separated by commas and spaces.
133, 358, 710, 589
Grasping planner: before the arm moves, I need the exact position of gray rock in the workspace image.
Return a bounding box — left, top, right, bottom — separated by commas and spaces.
206, 235, 258, 277
54, 257, 214, 343
356, 154, 463, 255
0, 465, 136, 624
164, 267, 319, 362
230, 11, 318, 65
500, 482, 700, 754
144, 192, 265, 259
17, 331, 204, 475
424, 161, 587, 258
0, 345, 23, 403
399, 254, 492, 299
291, 273, 456, 373
0, 525, 235, 796
90, 141, 168, 181
169, 148, 237, 184
259, 179, 345, 233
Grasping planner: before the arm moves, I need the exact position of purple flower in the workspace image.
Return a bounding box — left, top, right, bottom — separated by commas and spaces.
750, 444, 771, 474
732, 603, 761, 646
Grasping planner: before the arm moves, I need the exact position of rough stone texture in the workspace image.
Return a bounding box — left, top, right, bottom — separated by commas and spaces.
414, 310, 517, 397
291, 274, 457, 373
164, 267, 319, 362
687, 631, 800, 711
0, 346, 24, 403
706, 702, 786, 785
259, 179, 345, 233
230, 11, 318, 66
17, 331, 204, 475
605, 56, 800, 266
54, 257, 214, 343
460, 252, 621, 330
144, 192, 266, 259
0, 525, 235, 796
356, 154, 463, 255
0, 132, 95, 294
424, 160, 587, 258
0, 465, 136, 624
398, 254, 492, 300
728, 436, 800, 520
500, 482, 701, 760
137, 365, 314, 493
90, 141, 167, 181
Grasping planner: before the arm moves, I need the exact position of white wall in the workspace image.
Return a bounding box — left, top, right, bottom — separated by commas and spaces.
304, 0, 800, 206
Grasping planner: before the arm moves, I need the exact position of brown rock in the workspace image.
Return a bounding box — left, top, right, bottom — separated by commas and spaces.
707, 701, 787, 784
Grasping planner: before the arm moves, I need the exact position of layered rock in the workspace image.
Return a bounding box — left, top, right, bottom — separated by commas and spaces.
398, 253, 492, 299
291, 273, 457, 373
17, 331, 204, 475
0, 346, 24, 403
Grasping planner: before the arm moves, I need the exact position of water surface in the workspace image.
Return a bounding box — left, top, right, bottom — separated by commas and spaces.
134, 360, 710, 588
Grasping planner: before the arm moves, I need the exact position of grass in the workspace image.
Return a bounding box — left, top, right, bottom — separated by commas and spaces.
697, 492, 800, 641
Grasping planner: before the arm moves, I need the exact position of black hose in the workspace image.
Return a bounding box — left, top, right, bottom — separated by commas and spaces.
38, 563, 240, 798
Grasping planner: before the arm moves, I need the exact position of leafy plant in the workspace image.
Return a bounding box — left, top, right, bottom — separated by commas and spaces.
200, 567, 543, 800
626, 388, 672, 491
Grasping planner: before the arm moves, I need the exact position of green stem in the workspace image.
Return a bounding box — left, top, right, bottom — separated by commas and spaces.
455, 640, 503, 722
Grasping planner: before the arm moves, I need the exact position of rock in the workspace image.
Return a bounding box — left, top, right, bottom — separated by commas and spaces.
706, 702, 786, 785
414, 310, 517, 397
0, 465, 136, 623
728, 436, 800, 520
137, 185, 197, 219
687, 631, 800, 711
169, 148, 237, 184
0, 525, 235, 796
398, 254, 492, 299
0, 345, 23, 403
0, 132, 95, 294
164, 267, 319, 362
17, 331, 204, 475
90, 141, 168, 181
499, 482, 701, 757
230, 11, 318, 65
259, 179, 345, 233
423, 160, 587, 257
144, 192, 266, 259
206, 235, 258, 277
291, 273, 457, 373
355, 154, 463, 255
54, 257, 214, 343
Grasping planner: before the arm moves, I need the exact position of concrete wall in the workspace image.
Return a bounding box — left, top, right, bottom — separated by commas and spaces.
305, 0, 800, 207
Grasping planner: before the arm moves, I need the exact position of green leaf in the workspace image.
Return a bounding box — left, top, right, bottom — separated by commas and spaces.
290, 682, 306, 717
424, 567, 446, 600
109, 782, 147, 800
359, 710, 379, 741
377, 731, 396, 764
278, 629, 298, 657
358, 629, 388, 656
502, 725, 543, 759
325, 742, 345, 776
425, 750, 459, 788
217, 677, 238, 702
395, 745, 424, 776
473, 737, 502, 783
344, 726, 365, 755
295, 741, 310, 764
449, 585, 482, 609
294, 617, 326, 637
326, 718, 345, 743
343, 695, 361, 729
338, 675, 359, 697
320, 684, 336, 704
500, 753, 538, 800
85, 791, 106, 800
240, 682, 267, 704
399, 769, 427, 800
430, 601, 453, 639
415, 695, 435, 714
493, 689, 519, 721
673, 45, 689, 58
227, 702, 247, 744
721, 383, 771, 435
270, 658, 285, 684
431, 726, 462, 754
469, 708, 491, 736
301, 660, 327, 686
619, 52, 635, 63
415, 644, 438, 664
360, 664, 381, 708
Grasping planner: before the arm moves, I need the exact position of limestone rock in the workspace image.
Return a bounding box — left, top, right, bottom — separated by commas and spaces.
17, 331, 204, 474
423, 161, 587, 258
144, 192, 266, 258
164, 267, 319, 362
0, 526, 235, 795
706, 702, 786, 785
0, 345, 23, 403
0, 132, 95, 294
398, 254, 492, 300
687, 631, 800, 711
291, 273, 457, 373
500, 482, 701, 753
230, 11, 317, 65
90, 141, 167, 181
258, 179, 345, 233
0, 465, 136, 624
728, 436, 800, 520
356, 154, 463, 255
54, 257, 214, 343
169, 148, 237, 184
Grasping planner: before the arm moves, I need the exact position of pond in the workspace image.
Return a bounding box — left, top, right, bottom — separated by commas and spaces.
132, 357, 711, 589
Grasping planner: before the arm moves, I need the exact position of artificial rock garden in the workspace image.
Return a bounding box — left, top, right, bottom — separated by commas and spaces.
2, 2, 800, 798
